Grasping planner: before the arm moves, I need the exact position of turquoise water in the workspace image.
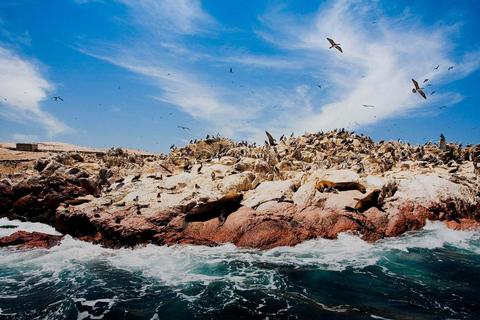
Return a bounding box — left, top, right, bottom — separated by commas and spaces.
1, 219, 479, 319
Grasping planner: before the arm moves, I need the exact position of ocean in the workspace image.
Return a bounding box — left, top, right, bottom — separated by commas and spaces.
1, 218, 479, 320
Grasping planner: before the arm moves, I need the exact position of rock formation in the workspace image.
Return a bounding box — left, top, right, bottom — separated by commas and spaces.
1, 130, 480, 249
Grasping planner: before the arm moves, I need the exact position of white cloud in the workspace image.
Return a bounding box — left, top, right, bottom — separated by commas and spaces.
255, 0, 480, 134
11, 133, 39, 142
116, 0, 217, 36
0, 46, 70, 136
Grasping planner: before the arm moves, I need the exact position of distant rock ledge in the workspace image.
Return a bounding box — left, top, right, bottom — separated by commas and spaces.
1, 130, 480, 249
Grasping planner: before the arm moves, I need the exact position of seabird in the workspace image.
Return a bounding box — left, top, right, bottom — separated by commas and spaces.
327, 38, 343, 53
229, 68, 233, 73
423, 79, 429, 83
53, 96, 63, 101
439, 134, 446, 150
317, 85, 322, 89
434, 65, 439, 70
439, 106, 447, 109
448, 66, 454, 70
431, 91, 435, 95
177, 126, 190, 130
362, 104, 374, 108
265, 131, 276, 146
412, 79, 426, 99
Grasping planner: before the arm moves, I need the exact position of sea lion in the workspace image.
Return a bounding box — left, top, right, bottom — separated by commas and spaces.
183, 193, 243, 229
315, 180, 366, 193
345, 189, 383, 213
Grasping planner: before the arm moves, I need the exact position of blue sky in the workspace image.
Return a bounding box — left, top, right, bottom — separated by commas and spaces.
1, 0, 480, 153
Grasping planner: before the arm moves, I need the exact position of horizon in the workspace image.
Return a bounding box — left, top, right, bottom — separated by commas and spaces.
1, 0, 480, 153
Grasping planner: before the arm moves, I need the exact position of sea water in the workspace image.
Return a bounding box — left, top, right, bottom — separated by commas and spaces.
1, 217, 479, 319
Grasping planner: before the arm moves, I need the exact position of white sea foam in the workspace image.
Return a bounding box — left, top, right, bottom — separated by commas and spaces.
0, 217, 61, 237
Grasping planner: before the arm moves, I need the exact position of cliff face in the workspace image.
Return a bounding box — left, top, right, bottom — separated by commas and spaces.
1, 131, 480, 249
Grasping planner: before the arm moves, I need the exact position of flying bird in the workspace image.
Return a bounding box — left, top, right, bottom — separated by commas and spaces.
327, 38, 343, 53
439, 106, 447, 109
265, 131, 276, 146
427, 84, 432, 87
317, 85, 322, 89
423, 79, 429, 83
431, 91, 435, 95
448, 66, 454, 70
53, 96, 63, 101
177, 126, 190, 130
434, 65, 439, 70
411, 79, 426, 99
362, 104, 374, 108
229, 68, 233, 73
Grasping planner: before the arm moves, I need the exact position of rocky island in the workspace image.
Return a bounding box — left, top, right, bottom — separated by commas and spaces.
1, 130, 480, 249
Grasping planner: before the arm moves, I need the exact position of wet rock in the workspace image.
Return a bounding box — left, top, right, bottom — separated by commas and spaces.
0, 231, 63, 249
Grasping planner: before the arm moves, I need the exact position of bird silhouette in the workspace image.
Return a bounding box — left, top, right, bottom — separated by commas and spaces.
448, 66, 454, 70
411, 79, 426, 99
362, 104, 374, 108
439, 106, 447, 109
177, 126, 190, 130
327, 38, 343, 53
53, 96, 63, 101
434, 65, 439, 70
317, 85, 322, 89
423, 79, 429, 83
431, 91, 435, 95
265, 131, 276, 146
229, 68, 233, 73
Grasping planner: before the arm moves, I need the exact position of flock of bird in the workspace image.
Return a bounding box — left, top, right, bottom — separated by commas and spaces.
46, 37, 460, 144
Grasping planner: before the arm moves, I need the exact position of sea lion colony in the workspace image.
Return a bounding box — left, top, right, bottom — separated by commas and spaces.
1, 130, 480, 248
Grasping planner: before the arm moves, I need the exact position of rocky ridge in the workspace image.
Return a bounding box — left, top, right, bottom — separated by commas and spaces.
1, 130, 480, 249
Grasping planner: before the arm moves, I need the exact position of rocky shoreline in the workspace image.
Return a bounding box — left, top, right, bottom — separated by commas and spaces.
1, 130, 480, 249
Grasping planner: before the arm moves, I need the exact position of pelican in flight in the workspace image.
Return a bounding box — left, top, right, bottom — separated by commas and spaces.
327, 38, 343, 53
412, 79, 426, 99
53, 96, 63, 101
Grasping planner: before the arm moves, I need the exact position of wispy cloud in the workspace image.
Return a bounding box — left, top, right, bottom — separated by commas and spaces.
116, 0, 217, 36
77, 0, 480, 143
0, 46, 71, 136
255, 0, 480, 134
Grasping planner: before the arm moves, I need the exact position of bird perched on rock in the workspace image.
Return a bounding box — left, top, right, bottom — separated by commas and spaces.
327, 38, 343, 53
265, 131, 277, 146
412, 79, 426, 99
439, 134, 446, 150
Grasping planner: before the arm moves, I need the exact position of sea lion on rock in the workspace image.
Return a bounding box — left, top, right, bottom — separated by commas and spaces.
316, 180, 366, 193
183, 193, 243, 229
345, 189, 383, 213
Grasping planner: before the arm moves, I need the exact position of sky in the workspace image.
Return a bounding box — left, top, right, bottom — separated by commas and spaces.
0, 0, 480, 154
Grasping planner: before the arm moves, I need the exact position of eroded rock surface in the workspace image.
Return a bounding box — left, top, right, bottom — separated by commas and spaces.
1, 131, 480, 249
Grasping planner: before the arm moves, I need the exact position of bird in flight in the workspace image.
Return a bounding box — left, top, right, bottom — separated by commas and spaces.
177, 126, 190, 130
362, 104, 374, 108
327, 38, 343, 53
423, 79, 429, 83
229, 68, 233, 73
448, 66, 454, 70
434, 65, 439, 70
317, 85, 322, 89
431, 91, 436, 95
53, 96, 63, 101
411, 79, 426, 99
439, 106, 447, 109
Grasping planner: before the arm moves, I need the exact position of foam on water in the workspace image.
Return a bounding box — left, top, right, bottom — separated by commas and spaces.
0, 217, 61, 238
1, 218, 479, 318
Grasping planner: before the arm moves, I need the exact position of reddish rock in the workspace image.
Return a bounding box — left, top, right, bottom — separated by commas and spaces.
12, 195, 38, 214
0, 231, 63, 249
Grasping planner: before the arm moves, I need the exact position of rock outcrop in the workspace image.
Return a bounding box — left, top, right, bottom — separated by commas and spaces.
1, 130, 480, 249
